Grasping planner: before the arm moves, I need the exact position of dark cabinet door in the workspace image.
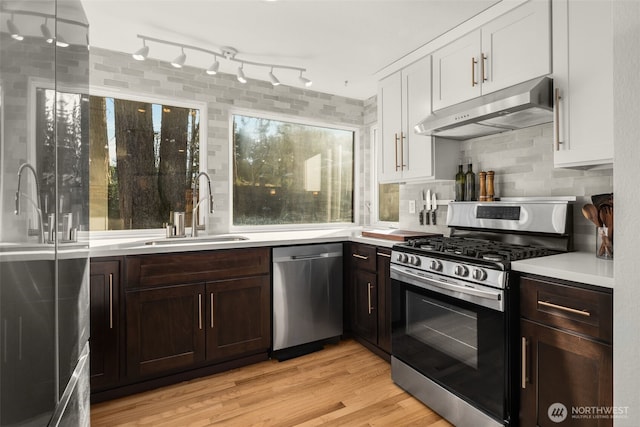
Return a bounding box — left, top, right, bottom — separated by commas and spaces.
126, 283, 206, 379
376, 249, 392, 354
206, 275, 270, 361
90, 259, 120, 390
350, 269, 378, 345
520, 318, 613, 427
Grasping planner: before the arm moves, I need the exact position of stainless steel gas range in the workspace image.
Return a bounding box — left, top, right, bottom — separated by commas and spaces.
390, 200, 572, 427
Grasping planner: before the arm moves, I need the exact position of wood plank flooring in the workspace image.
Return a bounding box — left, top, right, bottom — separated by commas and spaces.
91, 339, 452, 426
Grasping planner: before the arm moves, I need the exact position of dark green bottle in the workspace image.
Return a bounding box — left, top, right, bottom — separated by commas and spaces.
464, 163, 476, 201
455, 163, 465, 201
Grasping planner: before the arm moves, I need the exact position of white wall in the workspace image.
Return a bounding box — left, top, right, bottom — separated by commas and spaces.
613, 1, 640, 425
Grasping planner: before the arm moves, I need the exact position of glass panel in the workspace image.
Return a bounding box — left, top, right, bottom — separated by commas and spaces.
233, 114, 354, 226
86, 97, 200, 230
378, 183, 399, 222
406, 291, 478, 369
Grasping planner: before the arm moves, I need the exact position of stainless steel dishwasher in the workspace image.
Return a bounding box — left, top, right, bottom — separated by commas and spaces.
272, 243, 343, 359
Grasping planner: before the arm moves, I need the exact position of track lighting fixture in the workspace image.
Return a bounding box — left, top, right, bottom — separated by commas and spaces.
131, 34, 312, 89
40, 19, 53, 43
55, 34, 69, 48
206, 56, 220, 75
132, 42, 149, 61
1, 8, 88, 47
7, 16, 23, 41
268, 68, 281, 86
171, 48, 186, 68
237, 64, 247, 84
298, 71, 313, 87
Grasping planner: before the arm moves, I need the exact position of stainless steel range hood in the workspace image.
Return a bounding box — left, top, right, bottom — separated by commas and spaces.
415, 77, 553, 140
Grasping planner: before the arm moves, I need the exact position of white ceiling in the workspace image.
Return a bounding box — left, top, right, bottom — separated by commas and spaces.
80, 0, 500, 100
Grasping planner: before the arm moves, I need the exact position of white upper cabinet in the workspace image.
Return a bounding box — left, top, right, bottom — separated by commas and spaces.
432, 0, 551, 111
378, 56, 458, 183
552, 0, 614, 168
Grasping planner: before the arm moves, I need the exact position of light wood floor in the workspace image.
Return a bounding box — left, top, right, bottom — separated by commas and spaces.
91, 339, 452, 426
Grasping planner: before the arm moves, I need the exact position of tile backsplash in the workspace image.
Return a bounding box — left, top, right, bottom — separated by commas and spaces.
399, 123, 613, 251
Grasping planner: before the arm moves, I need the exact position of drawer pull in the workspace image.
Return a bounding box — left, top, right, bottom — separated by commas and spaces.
377, 252, 391, 258
352, 254, 369, 260
538, 300, 591, 317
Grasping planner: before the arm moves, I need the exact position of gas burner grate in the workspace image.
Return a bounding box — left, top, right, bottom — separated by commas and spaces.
403, 236, 557, 263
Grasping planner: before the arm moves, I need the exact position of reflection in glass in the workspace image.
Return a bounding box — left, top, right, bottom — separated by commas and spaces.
86, 97, 200, 230
233, 114, 354, 226
378, 183, 399, 222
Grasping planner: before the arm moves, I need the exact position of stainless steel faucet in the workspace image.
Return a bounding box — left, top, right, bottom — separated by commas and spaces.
15, 162, 45, 243
191, 171, 214, 237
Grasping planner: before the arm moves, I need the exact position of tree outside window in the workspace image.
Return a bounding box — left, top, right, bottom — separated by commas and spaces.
233, 114, 354, 226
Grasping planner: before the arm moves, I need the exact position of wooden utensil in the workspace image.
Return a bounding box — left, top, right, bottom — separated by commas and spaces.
582, 204, 601, 227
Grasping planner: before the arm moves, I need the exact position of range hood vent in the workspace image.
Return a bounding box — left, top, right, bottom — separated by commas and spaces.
415, 77, 553, 140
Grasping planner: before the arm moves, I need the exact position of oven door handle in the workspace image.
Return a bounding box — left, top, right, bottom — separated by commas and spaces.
390, 265, 503, 310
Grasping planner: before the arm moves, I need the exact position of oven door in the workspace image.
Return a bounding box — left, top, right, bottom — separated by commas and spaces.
391, 264, 507, 422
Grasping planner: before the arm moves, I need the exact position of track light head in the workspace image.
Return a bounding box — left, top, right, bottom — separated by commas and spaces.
171, 48, 186, 68
206, 57, 220, 75
55, 35, 69, 48
7, 17, 23, 41
40, 21, 54, 44
268, 68, 280, 86
298, 71, 312, 87
237, 64, 247, 84
132, 44, 149, 61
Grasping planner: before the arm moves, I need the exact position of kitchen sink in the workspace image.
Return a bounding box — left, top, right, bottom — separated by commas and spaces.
144, 235, 249, 246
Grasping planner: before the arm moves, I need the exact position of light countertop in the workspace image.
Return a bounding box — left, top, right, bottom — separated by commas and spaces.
87, 228, 396, 258
512, 251, 614, 289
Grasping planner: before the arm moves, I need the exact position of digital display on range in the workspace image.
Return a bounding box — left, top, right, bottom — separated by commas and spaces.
476, 206, 521, 220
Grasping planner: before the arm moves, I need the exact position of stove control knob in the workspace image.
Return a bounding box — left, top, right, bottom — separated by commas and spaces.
397, 253, 408, 263
454, 265, 469, 277
472, 268, 487, 281
408, 255, 421, 267
429, 260, 443, 272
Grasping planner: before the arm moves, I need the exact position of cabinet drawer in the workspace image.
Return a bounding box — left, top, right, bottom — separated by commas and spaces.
126, 248, 270, 289
520, 276, 612, 343
349, 244, 377, 272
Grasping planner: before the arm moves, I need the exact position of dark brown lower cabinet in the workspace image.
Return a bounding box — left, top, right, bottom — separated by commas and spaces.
206, 276, 270, 362
90, 258, 121, 391
519, 274, 613, 427
347, 243, 391, 358
351, 268, 378, 344
126, 283, 206, 378
520, 319, 613, 427
126, 275, 271, 381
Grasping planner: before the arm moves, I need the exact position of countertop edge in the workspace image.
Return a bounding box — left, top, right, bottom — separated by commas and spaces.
512, 252, 614, 289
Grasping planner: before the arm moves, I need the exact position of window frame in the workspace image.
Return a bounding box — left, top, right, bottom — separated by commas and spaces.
85, 86, 208, 237
228, 108, 360, 232
371, 125, 399, 228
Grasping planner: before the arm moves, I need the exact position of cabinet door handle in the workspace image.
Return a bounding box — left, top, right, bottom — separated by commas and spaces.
352, 253, 369, 260
198, 294, 203, 330
399, 132, 406, 170
211, 292, 215, 328
538, 300, 591, 317
109, 273, 114, 329
376, 252, 391, 258
471, 57, 478, 87
554, 88, 563, 151
481, 53, 488, 82
521, 337, 528, 389
367, 283, 374, 315
18, 316, 22, 361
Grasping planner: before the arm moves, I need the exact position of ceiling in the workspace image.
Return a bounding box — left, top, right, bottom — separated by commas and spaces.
80, 0, 500, 100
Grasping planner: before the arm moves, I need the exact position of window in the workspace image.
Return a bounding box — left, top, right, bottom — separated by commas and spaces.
86, 96, 201, 230
372, 127, 399, 224
232, 114, 355, 227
